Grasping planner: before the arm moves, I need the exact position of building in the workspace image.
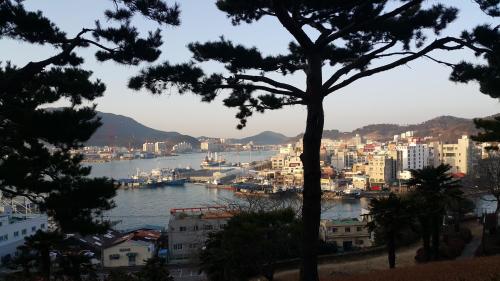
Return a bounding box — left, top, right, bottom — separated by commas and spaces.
154, 142, 168, 154
367, 155, 396, 187
172, 142, 193, 153
142, 142, 155, 153
0, 206, 48, 263
398, 143, 431, 171
200, 140, 224, 152
352, 175, 369, 190
167, 207, 233, 263
271, 154, 286, 169
102, 229, 160, 267
433, 136, 475, 174
319, 218, 372, 251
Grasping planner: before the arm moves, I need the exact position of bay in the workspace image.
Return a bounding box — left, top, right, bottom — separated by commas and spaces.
88, 151, 496, 231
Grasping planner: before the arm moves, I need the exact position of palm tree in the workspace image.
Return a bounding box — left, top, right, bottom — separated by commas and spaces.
367, 193, 413, 269
408, 164, 462, 261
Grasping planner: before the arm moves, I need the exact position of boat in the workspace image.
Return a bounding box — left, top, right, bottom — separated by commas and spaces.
200, 152, 237, 170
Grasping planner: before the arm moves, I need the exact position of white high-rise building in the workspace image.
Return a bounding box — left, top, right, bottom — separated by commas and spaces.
398, 143, 432, 171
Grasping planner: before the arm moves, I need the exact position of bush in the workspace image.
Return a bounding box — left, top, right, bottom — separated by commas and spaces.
440, 238, 466, 259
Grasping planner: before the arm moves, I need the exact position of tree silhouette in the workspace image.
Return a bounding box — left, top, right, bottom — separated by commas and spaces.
129, 1, 497, 279
0, 0, 179, 234
449, 2, 499, 145
408, 164, 462, 261
368, 193, 413, 269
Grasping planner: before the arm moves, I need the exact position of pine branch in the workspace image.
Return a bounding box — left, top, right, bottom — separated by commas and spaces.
234, 74, 305, 97
316, 0, 424, 48
322, 40, 397, 91
325, 37, 462, 95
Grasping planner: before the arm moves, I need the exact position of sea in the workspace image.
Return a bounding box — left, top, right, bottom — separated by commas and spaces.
88, 151, 496, 230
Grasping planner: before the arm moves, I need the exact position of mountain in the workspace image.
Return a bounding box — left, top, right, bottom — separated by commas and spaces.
229, 131, 290, 145
292, 115, 484, 143
87, 111, 200, 148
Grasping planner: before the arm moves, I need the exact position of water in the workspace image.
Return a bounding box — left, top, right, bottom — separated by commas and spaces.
90, 151, 276, 179
88, 151, 368, 230
88, 151, 496, 230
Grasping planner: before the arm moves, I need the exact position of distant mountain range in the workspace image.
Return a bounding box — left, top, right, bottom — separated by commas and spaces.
87, 112, 199, 148
85, 110, 491, 147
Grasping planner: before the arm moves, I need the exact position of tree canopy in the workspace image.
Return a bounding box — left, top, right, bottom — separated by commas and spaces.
0, 0, 179, 234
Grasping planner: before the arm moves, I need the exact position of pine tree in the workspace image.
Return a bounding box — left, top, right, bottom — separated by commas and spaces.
0, 0, 179, 235
128, 1, 498, 279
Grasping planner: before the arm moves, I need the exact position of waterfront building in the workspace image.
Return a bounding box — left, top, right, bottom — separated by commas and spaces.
0, 205, 48, 264
200, 140, 224, 152
319, 218, 372, 251
154, 142, 168, 154
172, 142, 193, 153
142, 142, 155, 153
352, 175, 369, 190
167, 207, 233, 263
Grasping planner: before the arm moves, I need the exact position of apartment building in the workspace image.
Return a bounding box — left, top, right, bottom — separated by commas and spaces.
167, 207, 233, 263
367, 155, 396, 186
432, 135, 475, 174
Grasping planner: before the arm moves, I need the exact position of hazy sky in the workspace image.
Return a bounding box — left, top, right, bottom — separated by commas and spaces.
2, 1, 499, 138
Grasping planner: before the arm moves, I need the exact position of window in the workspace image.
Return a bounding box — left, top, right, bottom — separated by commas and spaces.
41, 224, 45, 229
203, 225, 213, 231
179, 226, 187, 232
109, 254, 120, 260
330, 227, 337, 233
193, 225, 199, 231
345, 227, 351, 233
356, 240, 364, 245
14, 231, 19, 237
21, 229, 27, 235
173, 244, 183, 250
0, 234, 8, 241
219, 224, 226, 229
31, 226, 36, 232
356, 227, 363, 232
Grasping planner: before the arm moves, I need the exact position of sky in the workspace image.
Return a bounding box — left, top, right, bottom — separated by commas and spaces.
1, 0, 499, 138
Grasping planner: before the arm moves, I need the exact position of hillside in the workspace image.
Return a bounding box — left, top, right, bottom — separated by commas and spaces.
228, 131, 290, 145
87, 111, 200, 148
291, 115, 482, 143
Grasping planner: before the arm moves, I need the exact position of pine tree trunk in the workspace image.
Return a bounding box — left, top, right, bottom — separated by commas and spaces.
41, 247, 50, 281
299, 100, 324, 281
431, 215, 441, 261
420, 218, 431, 262
388, 233, 396, 269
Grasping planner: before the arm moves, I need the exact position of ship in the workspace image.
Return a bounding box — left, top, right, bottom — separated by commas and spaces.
200, 152, 237, 170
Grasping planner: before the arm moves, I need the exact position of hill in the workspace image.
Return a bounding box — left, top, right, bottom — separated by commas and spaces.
87, 111, 200, 148
291, 115, 482, 143
229, 131, 290, 145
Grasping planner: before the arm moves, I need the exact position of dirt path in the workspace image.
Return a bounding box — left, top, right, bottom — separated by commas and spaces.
273, 220, 483, 281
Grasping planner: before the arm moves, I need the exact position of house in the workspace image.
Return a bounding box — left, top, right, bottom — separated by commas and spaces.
102, 229, 160, 267
319, 218, 372, 251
